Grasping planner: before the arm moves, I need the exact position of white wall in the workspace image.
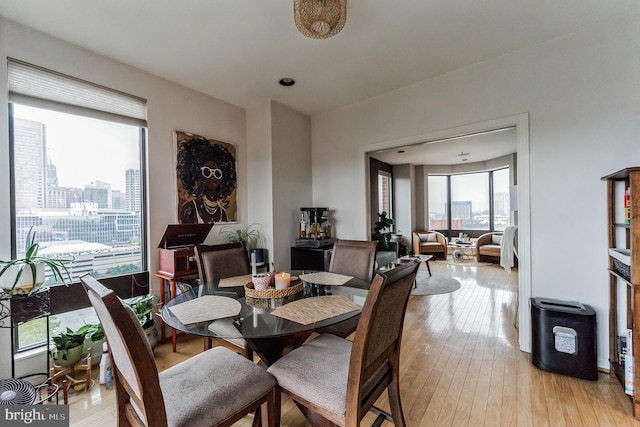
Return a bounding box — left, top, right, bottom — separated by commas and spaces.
0, 18, 251, 378
270, 100, 312, 270
310, 15, 640, 368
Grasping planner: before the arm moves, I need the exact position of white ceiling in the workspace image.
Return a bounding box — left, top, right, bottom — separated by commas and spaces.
370, 127, 517, 166
0, 0, 633, 117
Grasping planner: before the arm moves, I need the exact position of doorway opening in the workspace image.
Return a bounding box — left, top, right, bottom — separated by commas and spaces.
365, 114, 531, 352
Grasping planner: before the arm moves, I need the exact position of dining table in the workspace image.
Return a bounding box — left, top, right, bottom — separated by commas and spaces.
160, 271, 370, 366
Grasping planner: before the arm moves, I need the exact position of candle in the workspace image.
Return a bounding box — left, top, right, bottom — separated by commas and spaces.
251, 252, 257, 277
275, 272, 291, 289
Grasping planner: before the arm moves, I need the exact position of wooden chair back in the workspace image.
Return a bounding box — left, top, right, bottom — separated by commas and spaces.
194, 242, 250, 294
346, 260, 420, 425
329, 239, 378, 282
80, 274, 167, 427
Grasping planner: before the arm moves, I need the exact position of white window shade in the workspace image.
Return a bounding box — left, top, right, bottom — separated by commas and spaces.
8, 58, 147, 127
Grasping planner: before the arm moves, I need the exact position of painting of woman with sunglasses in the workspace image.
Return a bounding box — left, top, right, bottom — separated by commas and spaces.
176, 133, 237, 224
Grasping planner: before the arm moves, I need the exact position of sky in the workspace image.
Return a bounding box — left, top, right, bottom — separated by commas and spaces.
14, 104, 140, 192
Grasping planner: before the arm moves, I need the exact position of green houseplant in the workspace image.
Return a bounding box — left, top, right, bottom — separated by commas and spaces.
50, 326, 88, 367
218, 223, 262, 250
372, 211, 396, 251
126, 294, 159, 348
78, 323, 105, 363
0, 227, 72, 296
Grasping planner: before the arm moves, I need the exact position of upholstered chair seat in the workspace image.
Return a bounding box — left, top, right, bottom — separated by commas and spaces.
268, 261, 420, 426
160, 347, 276, 427
267, 334, 390, 416
80, 274, 277, 427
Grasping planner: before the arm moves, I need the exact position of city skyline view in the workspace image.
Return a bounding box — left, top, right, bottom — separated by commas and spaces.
14, 104, 140, 192
11, 103, 145, 288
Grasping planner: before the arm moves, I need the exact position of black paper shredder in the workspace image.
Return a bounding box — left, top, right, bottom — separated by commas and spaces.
530, 297, 597, 381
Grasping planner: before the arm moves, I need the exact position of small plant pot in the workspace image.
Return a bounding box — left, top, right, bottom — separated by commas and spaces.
144, 322, 159, 349
83, 337, 105, 365
0, 263, 45, 295
252, 274, 270, 290
51, 344, 85, 367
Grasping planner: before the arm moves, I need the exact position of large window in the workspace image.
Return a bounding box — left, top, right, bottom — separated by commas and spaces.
428, 168, 511, 234
378, 171, 393, 217
492, 168, 510, 231
12, 105, 145, 283
451, 172, 489, 230
428, 175, 447, 230
8, 59, 147, 350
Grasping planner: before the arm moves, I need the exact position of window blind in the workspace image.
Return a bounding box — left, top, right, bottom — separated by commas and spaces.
8, 58, 147, 127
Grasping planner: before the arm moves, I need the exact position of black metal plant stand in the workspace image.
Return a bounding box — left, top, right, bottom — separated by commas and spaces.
0, 288, 51, 381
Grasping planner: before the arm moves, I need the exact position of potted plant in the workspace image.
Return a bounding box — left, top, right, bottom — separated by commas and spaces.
0, 227, 72, 296
126, 294, 159, 348
50, 326, 87, 367
218, 223, 263, 250
372, 211, 395, 251
78, 323, 105, 364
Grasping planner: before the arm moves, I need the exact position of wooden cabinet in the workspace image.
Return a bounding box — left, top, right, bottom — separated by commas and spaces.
602, 167, 640, 418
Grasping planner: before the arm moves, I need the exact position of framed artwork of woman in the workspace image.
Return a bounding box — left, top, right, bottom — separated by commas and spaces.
175, 131, 238, 224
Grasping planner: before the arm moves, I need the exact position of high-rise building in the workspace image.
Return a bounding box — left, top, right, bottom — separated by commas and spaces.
13, 118, 46, 212
112, 190, 125, 210
125, 169, 141, 212
450, 201, 473, 221
84, 180, 111, 209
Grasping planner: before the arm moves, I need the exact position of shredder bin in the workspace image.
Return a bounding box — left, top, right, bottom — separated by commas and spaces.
530, 297, 597, 381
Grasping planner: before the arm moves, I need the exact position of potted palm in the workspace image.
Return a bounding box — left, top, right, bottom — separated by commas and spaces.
0, 227, 72, 296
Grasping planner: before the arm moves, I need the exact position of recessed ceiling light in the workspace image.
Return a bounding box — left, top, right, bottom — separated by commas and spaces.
456, 151, 470, 157
279, 78, 295, 87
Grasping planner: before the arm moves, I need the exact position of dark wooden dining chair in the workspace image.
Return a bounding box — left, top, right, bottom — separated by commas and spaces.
80, 274, 277, 427
267, 260, 420, 427
194, 242, 254, 359
317, 239, 378, 338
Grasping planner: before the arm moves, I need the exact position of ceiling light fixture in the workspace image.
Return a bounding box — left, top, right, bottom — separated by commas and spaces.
279, 77, 296, 87
294, 0, 347, 39
456, 151, 470, 157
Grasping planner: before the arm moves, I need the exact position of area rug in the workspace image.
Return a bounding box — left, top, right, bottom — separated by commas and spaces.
411, 272, 461, 296
436, 259, 494, 267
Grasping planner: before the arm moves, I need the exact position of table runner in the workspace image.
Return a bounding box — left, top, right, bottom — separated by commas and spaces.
218, 274, 252, 288
271, 295, 360, 325
299, 271, 353, 286
168, 295, 241, 324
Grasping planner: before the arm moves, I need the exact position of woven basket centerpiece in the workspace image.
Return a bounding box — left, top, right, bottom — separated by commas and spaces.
244, 278, 303, 299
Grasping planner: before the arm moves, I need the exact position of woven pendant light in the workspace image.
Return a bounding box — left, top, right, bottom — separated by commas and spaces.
294, 0, 347, 39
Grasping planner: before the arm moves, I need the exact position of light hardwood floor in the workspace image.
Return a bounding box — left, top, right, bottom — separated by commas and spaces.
66, 262, 640, 426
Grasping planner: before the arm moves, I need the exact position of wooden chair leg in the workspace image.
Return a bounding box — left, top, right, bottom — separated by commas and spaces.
272, 387, 281, 427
